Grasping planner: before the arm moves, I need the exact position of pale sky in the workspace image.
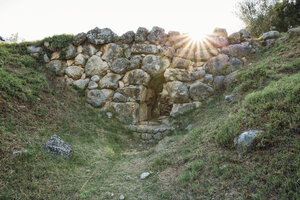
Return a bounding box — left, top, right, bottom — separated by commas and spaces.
0, 0, 245, 41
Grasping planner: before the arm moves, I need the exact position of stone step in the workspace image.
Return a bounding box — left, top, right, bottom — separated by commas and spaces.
127, 123, 175, 140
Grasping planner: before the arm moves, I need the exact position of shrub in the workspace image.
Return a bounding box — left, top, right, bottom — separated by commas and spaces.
236, 0, 300, 37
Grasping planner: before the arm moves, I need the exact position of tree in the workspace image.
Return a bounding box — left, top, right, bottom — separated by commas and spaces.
236, 0, 300, 37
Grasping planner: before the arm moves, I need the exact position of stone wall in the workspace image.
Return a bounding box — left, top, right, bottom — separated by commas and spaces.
28, 26, 258, 124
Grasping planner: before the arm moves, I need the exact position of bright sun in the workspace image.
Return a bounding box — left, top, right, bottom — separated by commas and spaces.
187, 31, 208, 42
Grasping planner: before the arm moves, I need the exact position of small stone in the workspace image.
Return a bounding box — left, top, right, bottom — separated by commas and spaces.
125, 176, 131, 181
119, 194, 125, 200
51, 52, 60, 60
86, 169, 91, 173
106, 112, 113, 118
140, 172, 151, 179
225, 94, 234, 102
44, 41, 50, 47
141, 133, 152, 140
88, 81, 98, 89
43, 54, 50, 63
91, 75, 100, 82
185, 124, 192, 130
27, 46, 42, 53
105, 192, 114, 198
81, 73, 86, 79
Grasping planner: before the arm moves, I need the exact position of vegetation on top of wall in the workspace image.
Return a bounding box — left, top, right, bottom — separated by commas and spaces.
41, 34, 74, 51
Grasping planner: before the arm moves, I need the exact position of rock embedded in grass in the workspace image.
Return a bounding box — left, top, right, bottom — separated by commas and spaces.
234, 130, 265, 151
140, 172, 151, 179
43, 134, 73, 159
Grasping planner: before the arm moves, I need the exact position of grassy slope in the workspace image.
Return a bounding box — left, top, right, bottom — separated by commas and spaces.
146, 36, 300, 200
0, 42, 135, 199
0, 35, 299, 200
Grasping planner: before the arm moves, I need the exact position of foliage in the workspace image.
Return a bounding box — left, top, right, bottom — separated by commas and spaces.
236, 0, 300, 37
0, 44, 49, 102
41, 34, 74, 51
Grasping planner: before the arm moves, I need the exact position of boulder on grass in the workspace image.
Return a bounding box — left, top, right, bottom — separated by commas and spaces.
43, 135, 73, 159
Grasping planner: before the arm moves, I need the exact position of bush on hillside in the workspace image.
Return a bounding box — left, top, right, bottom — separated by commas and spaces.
236, 0, 300, 37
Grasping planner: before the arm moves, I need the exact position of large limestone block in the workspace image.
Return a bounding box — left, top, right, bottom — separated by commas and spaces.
85, 55, 108, 76
170, 102, 202, 117
117, 85, 147, 102
224, 71, 238, 88
110, 58, 130, 74
213, 28, 228, 37
164, 68, 191, 82
65, 44, 77, 59
129, 55, 142, 70
262, 31, 280, 40
142, 55, 170, 77
229, 57, 243, 72
112, 92, 128, 102
123, 69, 151, 86
194, 50, 212, 62
175, 48, 195, 60
147, 26, 167, 44
221, 43, 251, 57
189, 81, 214, 101
228, 32, 241, 44
213, 75, 225, 90
83, 44, 97, 57
131, 44, 159, 54
101, 43, 123, 63
47, 60, 65, 76
65, 66, 84, 79
119, 31, 135, 44
74, 54, 86, 66
234, 130, 265, 151
162, 81, 190, 103
87, 89, 114, 108
206, 35, 229, 48
111, 102, 139, 124
86, 27, 119, 45
206, 54, 229, 75
171, 57, 192, 69
135, 27, 149, 42
73, 78, 89, 89
99, 73, 122, 89
43, 135, 73, 159
73, 32, 86, 46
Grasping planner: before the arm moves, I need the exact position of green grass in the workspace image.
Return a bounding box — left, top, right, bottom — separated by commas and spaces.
41, 34, 74, 51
